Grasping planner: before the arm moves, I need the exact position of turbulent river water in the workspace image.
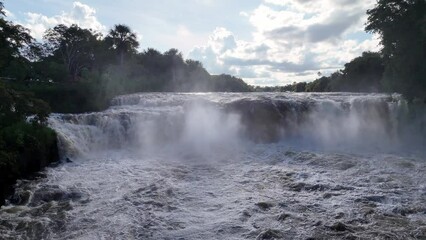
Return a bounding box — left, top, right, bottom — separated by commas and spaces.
0, 92, 425, 240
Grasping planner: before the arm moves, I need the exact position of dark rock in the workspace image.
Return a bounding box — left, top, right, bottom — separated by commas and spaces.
256, 229, 283, 239
290, 182, 329, 192
29, 185, 83, 206
365, 195, 386, 203
335, 212, 345, 219
277, 213, 291, 221
313, 221, 322, 226
290, 182, 306, 192
284, 151, 297, 157
305, 184, 328, 191
226, 99, 312, 143
331, 185, 355, 191
355, 195, 386, 203
9, 190, 31, 205
323, 193, 333, 199
240, 210, 252, 221
392, 206, 424, 216
256, 202, 274, 210
328, 222, 350, 232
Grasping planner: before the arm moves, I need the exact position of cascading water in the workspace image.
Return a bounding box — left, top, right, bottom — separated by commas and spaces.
0, 93, 425, 239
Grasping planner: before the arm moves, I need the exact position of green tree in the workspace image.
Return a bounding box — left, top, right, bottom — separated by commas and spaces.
340, 52, 384, 92
305, 76, 331, 92
44, 24, 100, 81
0, 2, 34, 80
293, 82, 307, 92
366, 0, 426, 101
105, 24, 139, 65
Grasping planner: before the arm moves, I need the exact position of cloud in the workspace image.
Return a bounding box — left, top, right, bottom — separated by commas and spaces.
189, 0, 381, 86
4, 9, 15, 19
21, 1, 105, 39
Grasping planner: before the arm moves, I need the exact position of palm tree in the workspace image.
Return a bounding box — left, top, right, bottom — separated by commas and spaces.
105, 24, 139, 65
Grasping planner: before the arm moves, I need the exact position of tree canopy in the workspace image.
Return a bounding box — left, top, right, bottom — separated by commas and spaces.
0, 3, 34, 80
105, 24, 139, 65
366, 0, 426, 101
43, 24, 101, 81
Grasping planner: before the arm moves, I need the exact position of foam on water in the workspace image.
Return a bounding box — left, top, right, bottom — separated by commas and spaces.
0, 93, 425, 239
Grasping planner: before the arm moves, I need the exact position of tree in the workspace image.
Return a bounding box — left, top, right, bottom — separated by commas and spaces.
366, 0, 426, 101
105, 24, 139, 65
44, 24, 100, 81
340, 52, 384, 92
305, 76, 331, 92
294, 82, 307, 92
0, 2, 34, 79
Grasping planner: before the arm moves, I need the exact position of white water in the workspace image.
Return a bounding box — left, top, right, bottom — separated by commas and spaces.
0, 93, 425, 239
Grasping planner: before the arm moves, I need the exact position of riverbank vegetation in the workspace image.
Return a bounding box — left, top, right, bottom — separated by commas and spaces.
0, 11, 252, 113
0, 83, 59, 205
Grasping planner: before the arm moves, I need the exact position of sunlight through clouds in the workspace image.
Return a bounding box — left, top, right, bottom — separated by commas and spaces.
189, 0, 381, 85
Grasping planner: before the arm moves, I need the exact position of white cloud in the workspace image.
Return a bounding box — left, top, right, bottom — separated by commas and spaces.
189, 0, 381, 86
4, 9, 15, 19
21, 1, 105, 39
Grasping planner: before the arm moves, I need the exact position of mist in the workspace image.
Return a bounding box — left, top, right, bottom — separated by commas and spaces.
48, 92, 425, 160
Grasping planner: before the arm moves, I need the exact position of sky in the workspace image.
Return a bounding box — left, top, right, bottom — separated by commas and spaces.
4, 0, 381, 86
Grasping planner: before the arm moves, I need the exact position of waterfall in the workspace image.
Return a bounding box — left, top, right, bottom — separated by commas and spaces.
49, 92, 424, 158
1, 93, 425, 240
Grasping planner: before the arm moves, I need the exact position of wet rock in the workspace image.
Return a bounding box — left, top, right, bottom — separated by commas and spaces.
256, 202, 274, 210
323, 193, 333, 199
392, 206, 425, 216
0, 220, 14, 230
395, 161, 415, 169
278, 202, 288, 208
240, 210, 252, 221
29, 186, 83, 206
327, 222, 351, 232
256, 229, 283, 240
31, 188, 66, 205
336, 162, 356, 171
365, 195, 386, 203
226, 99, 284, 142
290, 182, 306, 192
335, 212, 345, 219
331, 185, 354, 191
28, 202, 53, 216
9, 190, 31, 205
313, 221, 322, 226
305, 184, 328, 191
355, 195, 386, 204
284, 151, 296, 157
361, 207, 375, 216
290, 183, 329, 192
294, 152, 317, 162
277, 213, 291, 221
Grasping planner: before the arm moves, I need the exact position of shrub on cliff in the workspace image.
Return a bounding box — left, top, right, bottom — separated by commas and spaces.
0, 83, 59, 205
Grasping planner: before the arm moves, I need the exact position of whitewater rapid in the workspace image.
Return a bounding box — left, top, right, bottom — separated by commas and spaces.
0, 93, 425, 239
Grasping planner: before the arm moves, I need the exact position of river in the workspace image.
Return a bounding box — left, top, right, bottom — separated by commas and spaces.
0, 93, 425, 239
